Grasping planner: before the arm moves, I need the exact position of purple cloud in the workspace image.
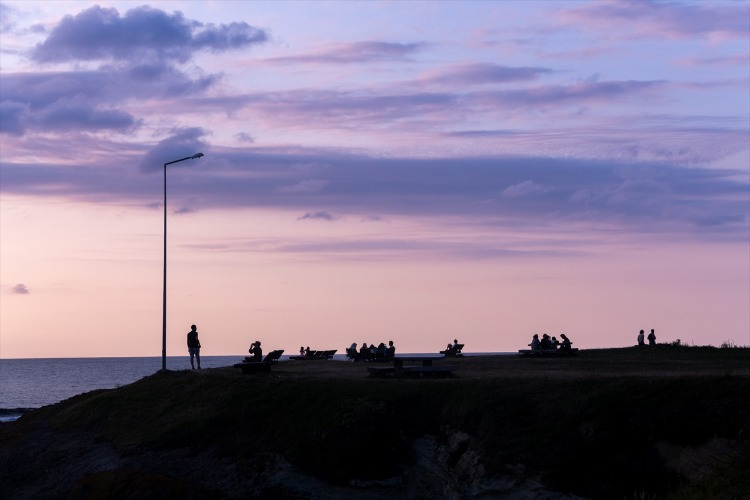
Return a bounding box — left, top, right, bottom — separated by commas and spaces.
502, 180, 551, 198
419, 63, 553, 86
0, 101, 27, 135
138, 128, 209, 173
264, 41, 425, 65
0, 3, 18, 32
12, 283, 30, 295
298, 211, 337, 221
33, 96, 138, 132
477, 79, 666, 108
31, 5, 268, 64
1, 144, 747, 242
562, 0, 749, 40
0, 68, 219, 136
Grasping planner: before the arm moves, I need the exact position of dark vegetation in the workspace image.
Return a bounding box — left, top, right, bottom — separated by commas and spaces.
1, 346, 749, 499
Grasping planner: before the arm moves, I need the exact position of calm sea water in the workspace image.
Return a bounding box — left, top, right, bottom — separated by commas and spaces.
0, 356, 240, 422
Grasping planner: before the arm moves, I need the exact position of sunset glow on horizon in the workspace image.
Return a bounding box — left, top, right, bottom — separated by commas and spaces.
1, 1, 748, 359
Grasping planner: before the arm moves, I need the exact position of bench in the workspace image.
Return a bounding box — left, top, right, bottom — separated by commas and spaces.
440, 343, 464, 357
234, 349, 284, 373
289, 349, 337, 360
518, 348, 579, 357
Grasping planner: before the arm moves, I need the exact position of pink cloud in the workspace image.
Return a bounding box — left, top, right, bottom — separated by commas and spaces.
559, 0, 749, 41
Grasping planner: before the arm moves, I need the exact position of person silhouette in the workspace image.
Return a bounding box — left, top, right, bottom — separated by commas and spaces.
187, 324, 201, 369
647, 329, 656, 345
249, 340, 263, 361
559, 333, 572, 351
637, 330, 645, 346
386, 340, 396, 357
529, 334, 540, 350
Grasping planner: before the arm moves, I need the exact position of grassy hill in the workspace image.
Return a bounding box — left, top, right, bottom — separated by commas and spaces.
2, 346, 749, 499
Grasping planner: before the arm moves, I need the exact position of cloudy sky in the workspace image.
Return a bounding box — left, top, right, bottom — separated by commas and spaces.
1, 0, 748, 360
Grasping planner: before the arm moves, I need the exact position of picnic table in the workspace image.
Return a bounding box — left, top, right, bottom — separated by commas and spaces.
368, 356, 458, 378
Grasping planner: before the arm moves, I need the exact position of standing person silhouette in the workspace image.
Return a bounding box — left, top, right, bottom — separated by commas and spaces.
647, 329, 656, 345
637, 329, 645, 346
187, 324, 201, 369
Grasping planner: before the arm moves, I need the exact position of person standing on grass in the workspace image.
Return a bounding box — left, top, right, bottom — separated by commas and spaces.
647, 329, 656, 345
637, 329, 645, 346
187, 324, 201, 369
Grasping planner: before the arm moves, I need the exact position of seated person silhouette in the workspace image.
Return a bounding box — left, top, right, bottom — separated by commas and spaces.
529, 334, 540, 350
359, 342, 370, 360
559, 334, 572, 351
249, 340, 263, 361
376, 342, 387, 358
452, 339, 463, 354
540, 334, 551, 350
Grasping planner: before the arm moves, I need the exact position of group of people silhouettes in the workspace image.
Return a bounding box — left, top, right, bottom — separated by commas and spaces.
529, 333, 573, 351
347, 341, 396, 361
637, 329, 657, 346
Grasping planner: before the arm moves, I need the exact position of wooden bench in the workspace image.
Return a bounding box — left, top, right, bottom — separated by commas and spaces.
440, 343, 464, 357
518, 348, 579, 357
289, 349, 337, 360
234, 349, 284, 373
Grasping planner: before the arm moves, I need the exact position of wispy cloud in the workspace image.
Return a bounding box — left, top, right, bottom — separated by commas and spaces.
263, 41, 425, 65
417, 63, 553, 86
560, 0, 749, 40
298, 211, 337, 221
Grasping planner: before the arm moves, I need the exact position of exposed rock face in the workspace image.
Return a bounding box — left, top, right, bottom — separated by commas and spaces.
655, 437, 737, 483
0, 419, 581, 499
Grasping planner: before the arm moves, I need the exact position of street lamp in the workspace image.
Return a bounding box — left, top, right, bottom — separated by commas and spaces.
161, 152, 204, 372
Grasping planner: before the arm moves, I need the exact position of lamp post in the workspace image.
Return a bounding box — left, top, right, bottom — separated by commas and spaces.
161, 152, 204, 372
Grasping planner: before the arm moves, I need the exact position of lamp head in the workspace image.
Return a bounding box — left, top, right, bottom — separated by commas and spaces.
191, 153, 204, 159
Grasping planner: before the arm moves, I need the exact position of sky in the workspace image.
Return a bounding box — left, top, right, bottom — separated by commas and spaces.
0, 0, 748, 360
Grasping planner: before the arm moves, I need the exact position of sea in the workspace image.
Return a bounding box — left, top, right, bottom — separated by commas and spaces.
0, 356, 241, 422
1, 353, 500, 422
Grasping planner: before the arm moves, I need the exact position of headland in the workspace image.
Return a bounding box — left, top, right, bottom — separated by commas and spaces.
1, 346, 749, 499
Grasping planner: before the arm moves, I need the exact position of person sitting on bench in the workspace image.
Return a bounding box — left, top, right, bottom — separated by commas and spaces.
540, 334, 551, 350
248, 340, 263, 361
452, 339, 462, 353
529, 334, 540, 350
559, 334, 573, 351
